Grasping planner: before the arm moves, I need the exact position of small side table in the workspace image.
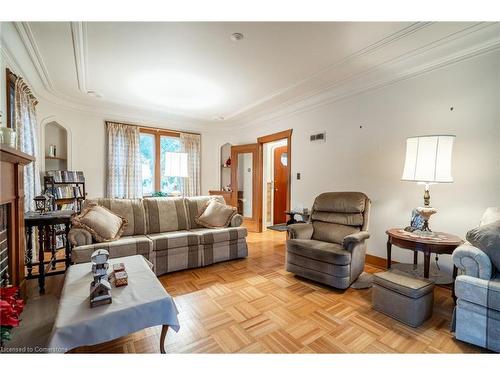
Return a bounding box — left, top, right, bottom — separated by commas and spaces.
25, 210, 74, 294
385, 228, 463, 301
285, 211, 310, 225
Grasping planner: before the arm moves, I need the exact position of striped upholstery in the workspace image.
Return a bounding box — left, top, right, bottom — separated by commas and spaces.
72, 235, 152, 263
185, 195, 225, 229
189, 227, 248, 244
72, 196, 248, 276
144, 197, 189, 233
147, 230, 199, 251
84, 198, 147, 236
202, 238, 248, 266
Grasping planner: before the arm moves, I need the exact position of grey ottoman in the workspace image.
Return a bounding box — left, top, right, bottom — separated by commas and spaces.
372, 269, 434, 327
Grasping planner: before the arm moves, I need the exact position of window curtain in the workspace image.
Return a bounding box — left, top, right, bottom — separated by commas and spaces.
14, 77, 40, 212
180, 133, 201, 196
106, 122, 142, 198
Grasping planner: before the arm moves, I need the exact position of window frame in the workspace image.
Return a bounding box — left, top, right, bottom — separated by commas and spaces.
139, 128, 181, 195
6, 68, 16, 129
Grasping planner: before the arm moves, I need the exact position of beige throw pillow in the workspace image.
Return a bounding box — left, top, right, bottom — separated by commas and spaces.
72, 204, 128, 242
195, 199, 236, 228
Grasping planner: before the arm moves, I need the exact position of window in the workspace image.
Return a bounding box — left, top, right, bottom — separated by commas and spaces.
139, 133, 155, 196
139, 129, 183, 196
6, 68, 16, 129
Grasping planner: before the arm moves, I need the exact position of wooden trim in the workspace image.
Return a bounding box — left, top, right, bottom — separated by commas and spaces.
6, 68, 16, 129
139, 127, 180, 138
257, 129, 293, 144
230, 144, 261, 232
365, 254, 394, 269
154, 131, 161, 192
257, 129, 293, 230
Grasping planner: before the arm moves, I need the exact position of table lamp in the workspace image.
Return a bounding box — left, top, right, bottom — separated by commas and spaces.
401, 135, 455, 233
164, 152, 188, 196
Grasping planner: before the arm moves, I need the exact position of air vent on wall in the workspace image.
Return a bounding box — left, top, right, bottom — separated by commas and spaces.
310, 132, 326, 142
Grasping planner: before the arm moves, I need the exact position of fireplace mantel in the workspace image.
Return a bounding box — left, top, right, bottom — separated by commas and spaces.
0, 143, 35, 293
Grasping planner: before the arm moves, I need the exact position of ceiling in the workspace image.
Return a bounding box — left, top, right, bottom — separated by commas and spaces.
7, 22, 500, 126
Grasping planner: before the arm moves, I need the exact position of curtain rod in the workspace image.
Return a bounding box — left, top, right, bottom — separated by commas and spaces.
105, 120, 201, 136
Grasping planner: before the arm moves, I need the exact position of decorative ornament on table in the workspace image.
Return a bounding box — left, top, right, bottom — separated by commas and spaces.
89, 249, 112, 308
34, 194, 51, 215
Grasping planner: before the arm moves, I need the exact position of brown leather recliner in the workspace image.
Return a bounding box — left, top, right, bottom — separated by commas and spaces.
286, 192, 371, 289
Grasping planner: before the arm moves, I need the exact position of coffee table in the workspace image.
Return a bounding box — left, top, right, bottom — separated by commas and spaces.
48, 255, 180, 353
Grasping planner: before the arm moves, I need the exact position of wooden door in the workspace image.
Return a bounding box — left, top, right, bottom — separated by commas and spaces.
231, 144, 261, 232
273, 145, 288, 224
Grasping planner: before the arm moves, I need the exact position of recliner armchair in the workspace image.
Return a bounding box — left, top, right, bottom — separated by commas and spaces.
286, 192, 371, 289
452, 207, 500, 352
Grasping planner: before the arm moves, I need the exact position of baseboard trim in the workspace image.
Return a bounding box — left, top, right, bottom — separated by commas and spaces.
365, 254, 397, 269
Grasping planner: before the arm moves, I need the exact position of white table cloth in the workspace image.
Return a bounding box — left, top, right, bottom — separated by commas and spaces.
48, 255, 180, 352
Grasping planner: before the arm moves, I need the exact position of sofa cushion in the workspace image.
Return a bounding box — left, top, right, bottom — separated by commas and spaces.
84, 198, 146, 236
144, 197, 189, 233
185, 195, 225, 229
312, 221, 359, 245
286, 239, 351, 265
313, 192, 368, 213
72, 235, 152, 263
466, 220, 500, 271
72, 205, 127, 242
195, 199, 236, 228
189, 227, 247, 244
147, 230, 199, 251
455, 274, 500, 312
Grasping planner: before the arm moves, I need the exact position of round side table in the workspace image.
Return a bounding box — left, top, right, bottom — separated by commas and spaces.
385, 228, 463, 301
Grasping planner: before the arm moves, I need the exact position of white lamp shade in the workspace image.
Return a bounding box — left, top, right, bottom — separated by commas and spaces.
164, 152, 188, 178
401, 135, 455, 183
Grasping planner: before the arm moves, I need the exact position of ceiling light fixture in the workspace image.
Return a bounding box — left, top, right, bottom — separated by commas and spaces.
230, 32, 244, 42
130, 71, 224, 111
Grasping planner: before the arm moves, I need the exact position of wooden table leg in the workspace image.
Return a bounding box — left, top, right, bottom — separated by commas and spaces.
423, 250, 430, 279
160, 325, 169, 353
413, 251, 418, 270
37, 225, 45, 294
65, 222, 71, 269
452, 265, 458, 304
26, 226, 33, 278
386, 240, 392, 269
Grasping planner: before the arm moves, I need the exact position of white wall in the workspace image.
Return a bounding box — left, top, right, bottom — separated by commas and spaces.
224, 51, 500, 271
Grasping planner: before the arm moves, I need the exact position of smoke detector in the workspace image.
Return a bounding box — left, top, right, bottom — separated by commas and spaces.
231, 33, 244, 42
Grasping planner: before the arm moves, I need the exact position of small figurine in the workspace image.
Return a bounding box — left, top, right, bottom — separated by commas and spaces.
91, 249, 110, 264
90, 278, 112, 308
114, 271, 128, 287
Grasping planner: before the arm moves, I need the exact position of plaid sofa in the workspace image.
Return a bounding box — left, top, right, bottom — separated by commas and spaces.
69, 196, 248, 275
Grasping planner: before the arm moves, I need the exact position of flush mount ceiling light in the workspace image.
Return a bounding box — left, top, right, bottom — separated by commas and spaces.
130, 71, 224, 110
230, 32, 244, 42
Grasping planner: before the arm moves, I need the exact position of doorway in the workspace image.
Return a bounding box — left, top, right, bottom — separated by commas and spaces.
258, 130, 292, 231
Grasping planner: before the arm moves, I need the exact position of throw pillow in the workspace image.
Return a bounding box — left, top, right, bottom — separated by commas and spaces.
72, 204, 128, 242
195, 199, 236, 228
466, 219, 500, 270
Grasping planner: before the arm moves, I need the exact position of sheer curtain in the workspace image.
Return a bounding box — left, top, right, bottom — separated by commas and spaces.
180, 133, 201, 196
14, 77, 40, 211
106, 122, 142, 198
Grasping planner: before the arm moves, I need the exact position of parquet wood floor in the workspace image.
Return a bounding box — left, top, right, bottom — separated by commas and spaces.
72, 230, 486, 354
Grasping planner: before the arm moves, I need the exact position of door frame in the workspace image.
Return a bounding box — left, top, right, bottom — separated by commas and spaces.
257, 129, 293, 230
230, 143, 262, 232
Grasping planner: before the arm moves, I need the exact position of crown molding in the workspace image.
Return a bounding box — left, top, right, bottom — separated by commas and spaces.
70, 22, 88, 94
219, 22, 500, 131
13, 22, 58, 95
223, 22, 434, 121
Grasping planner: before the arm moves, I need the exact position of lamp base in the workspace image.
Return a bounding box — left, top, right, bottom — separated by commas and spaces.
416, 206, 438, 232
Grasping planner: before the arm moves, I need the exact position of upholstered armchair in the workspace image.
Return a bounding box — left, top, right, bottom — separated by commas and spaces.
452, 207, 500, 352
286, 192, 371, 289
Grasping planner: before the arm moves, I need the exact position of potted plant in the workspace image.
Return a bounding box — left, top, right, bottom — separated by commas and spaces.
0, 286, 24, 347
